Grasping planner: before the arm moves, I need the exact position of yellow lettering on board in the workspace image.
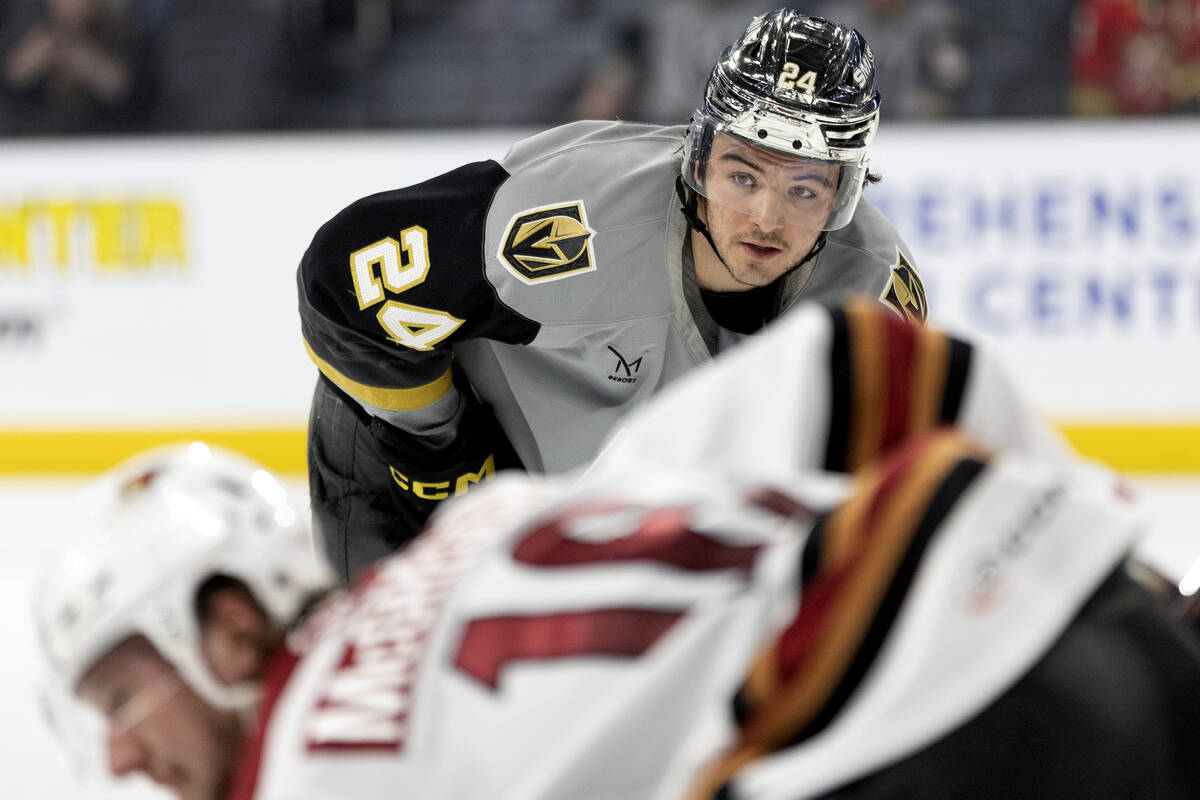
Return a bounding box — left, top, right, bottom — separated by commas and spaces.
138, 200, 186, 265
43, 201, 76, 269
0, 196, 188, 272
90, 200, 127, 269
0, 205, 30, 267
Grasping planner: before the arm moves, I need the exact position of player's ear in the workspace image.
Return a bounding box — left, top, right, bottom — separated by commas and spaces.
196, 577, 273, 686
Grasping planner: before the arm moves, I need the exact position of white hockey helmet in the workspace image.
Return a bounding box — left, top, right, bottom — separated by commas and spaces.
682, 9, 880, 231
34, 442, 332, 712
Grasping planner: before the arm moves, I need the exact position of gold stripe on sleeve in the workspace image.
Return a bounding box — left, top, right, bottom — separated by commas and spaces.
303, 339, 453, 412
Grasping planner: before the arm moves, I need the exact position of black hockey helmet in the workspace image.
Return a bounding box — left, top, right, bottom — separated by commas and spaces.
682, 9, 880, 231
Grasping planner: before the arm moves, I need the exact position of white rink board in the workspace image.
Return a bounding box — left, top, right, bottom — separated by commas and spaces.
867, 118, 1200, 421
0, 121, 1198, 430
0, 131, 523, 427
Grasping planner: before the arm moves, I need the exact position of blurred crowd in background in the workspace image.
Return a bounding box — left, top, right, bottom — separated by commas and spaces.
0, 0, 1197, 137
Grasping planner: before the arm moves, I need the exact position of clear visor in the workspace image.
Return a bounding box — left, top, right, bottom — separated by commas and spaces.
39, 657, 186, 788
682, 112, 868, 232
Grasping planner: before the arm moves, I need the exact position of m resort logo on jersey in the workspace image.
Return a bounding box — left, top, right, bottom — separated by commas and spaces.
606, 345, 643, 384
498, 200, 596, 284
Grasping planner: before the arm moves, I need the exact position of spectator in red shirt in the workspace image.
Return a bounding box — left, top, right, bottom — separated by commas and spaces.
1071, 0, 1200, 114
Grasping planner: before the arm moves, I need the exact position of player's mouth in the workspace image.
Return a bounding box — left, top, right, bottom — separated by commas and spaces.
151, 763, 188, 793
740, 241, 784, 260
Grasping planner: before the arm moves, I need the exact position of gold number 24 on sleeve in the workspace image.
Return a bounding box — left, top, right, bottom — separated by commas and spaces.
349, 227, 465, 352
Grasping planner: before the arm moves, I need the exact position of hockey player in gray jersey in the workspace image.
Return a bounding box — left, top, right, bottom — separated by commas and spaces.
298, 9, 930, 580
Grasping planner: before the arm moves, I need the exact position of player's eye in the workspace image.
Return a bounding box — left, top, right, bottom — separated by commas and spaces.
789, 185, 818, 200
105, 688, 132, 721
729, 172, 756, 189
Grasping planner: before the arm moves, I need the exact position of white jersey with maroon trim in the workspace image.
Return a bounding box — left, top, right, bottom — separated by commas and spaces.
589, 298, 1073, 485
228, 431, 1138, 800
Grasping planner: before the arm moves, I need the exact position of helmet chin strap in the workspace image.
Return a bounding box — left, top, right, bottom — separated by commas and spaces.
674, 177, 827, 287
675, 177, 722, 263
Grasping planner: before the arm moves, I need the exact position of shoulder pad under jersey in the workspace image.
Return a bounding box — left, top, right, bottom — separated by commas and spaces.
299, 160, 539, 393
808, 199, 927, 324
484, 121, 688, 325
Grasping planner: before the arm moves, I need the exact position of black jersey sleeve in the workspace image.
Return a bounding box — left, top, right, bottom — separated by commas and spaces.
298, 159, 539, 415
298, 160, 539, 578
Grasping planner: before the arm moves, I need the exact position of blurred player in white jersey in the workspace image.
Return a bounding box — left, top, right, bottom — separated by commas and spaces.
36, 304, 1200, 800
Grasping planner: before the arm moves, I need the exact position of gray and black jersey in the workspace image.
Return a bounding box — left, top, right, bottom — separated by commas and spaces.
297, 120, 925, 579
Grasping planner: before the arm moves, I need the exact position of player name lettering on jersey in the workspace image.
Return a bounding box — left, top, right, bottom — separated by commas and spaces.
962, 478, 1069, 615
304, 516, 491, 752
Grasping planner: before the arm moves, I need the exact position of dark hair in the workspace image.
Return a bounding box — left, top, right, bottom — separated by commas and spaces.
194, 573, 327, 631
194, 574, 262, 626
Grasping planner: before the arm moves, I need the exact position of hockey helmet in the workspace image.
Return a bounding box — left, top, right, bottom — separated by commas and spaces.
35, 442, 332, 715
682, 9, 880, 231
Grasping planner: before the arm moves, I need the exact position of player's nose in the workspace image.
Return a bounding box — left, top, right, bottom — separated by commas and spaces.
107, 726, 149, 778
745, 189, 785, 230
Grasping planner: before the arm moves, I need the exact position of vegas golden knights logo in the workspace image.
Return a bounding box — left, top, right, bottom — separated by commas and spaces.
498, 201, 596, 284
882, 250, 928, 324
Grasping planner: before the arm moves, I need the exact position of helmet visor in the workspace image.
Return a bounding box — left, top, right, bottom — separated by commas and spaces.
682, 112, 868, 232
40, 668, 189, 791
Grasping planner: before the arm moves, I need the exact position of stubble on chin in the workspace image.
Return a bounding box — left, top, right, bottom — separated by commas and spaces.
715, 237, 798, 288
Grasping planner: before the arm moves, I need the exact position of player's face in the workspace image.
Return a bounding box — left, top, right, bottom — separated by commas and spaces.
77, 637, 243, 800
694, 134, 838, 291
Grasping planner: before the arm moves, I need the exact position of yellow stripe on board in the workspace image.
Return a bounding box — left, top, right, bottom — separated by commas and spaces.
1, 423, 1199, 475
0, 429, 308, 475
1056, 423, 1200, 474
